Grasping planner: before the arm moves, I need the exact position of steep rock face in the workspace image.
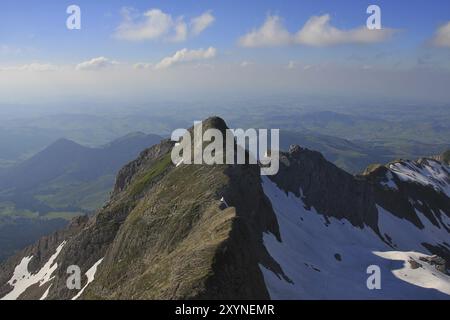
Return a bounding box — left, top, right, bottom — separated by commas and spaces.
270, 145, 380, 232
361, 158, 450, 265
362, 158, 449, 229
83, 162, 280, 299
112, 138, 174, 197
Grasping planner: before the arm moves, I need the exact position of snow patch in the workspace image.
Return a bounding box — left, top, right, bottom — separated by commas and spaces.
72, 258, 104, 300
389, 160, 450, 197
380, 171, 398, 190
374, 251, 450, 296
439, 210, 450, 229
1, 241, 66, 300
378, 205, 450, 250
40, 285, 52, 300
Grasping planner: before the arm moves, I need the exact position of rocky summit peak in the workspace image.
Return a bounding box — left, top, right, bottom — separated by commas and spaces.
200, 116, 229, 133
288, 144, 304, 156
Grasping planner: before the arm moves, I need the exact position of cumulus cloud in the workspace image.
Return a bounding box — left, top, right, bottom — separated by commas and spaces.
76, 57, 119, 71
0, 63, 58, 72
115, 8, 173, 41
155, 47, 217, 69
431, 21, 450, 47
295, 14, 396, 46
239, 14, 395, 47
115, 8, 214, 42
238, 15, 291, 47
190, 11, 215, 35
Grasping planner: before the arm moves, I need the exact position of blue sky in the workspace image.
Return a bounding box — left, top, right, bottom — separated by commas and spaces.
1, 0, 449, 63
0, 0, 450, 103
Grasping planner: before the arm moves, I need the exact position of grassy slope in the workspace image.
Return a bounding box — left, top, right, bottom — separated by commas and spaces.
84, 153, 235, 299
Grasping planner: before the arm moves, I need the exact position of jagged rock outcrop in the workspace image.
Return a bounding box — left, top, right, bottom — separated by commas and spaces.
360, 158, 450, 265
270, 145, 380, 232
361, 158, 450, 230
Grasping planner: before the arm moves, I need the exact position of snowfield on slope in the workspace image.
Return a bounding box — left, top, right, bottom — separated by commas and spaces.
1, 241, 66, 300
389, 159, 450, 197
373, 251, 450, 295
260, 177, 450, 300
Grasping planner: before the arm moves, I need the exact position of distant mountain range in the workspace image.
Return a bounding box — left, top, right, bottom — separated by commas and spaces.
1, 117, 448, 300
0, 132, 162, 192
0, 132, 162, 261
280, 130, 449, 174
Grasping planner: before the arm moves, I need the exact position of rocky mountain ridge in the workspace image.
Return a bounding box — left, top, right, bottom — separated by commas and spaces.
0, 117, 449, 300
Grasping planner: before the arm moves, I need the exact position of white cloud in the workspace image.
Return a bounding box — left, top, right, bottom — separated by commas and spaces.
115, 8, 173, 41
115, 8, 215, 42
287, 61, 296, 69
190, 11, 215, 36
170, 18, 188, 42
239, 15, 291, 47
431, 21, 450, 47
76, 57, 119, 71
295, 14, 396, 46
239, 14, 395, 47
155, 47, 217, 69
0, 63, 58, 72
